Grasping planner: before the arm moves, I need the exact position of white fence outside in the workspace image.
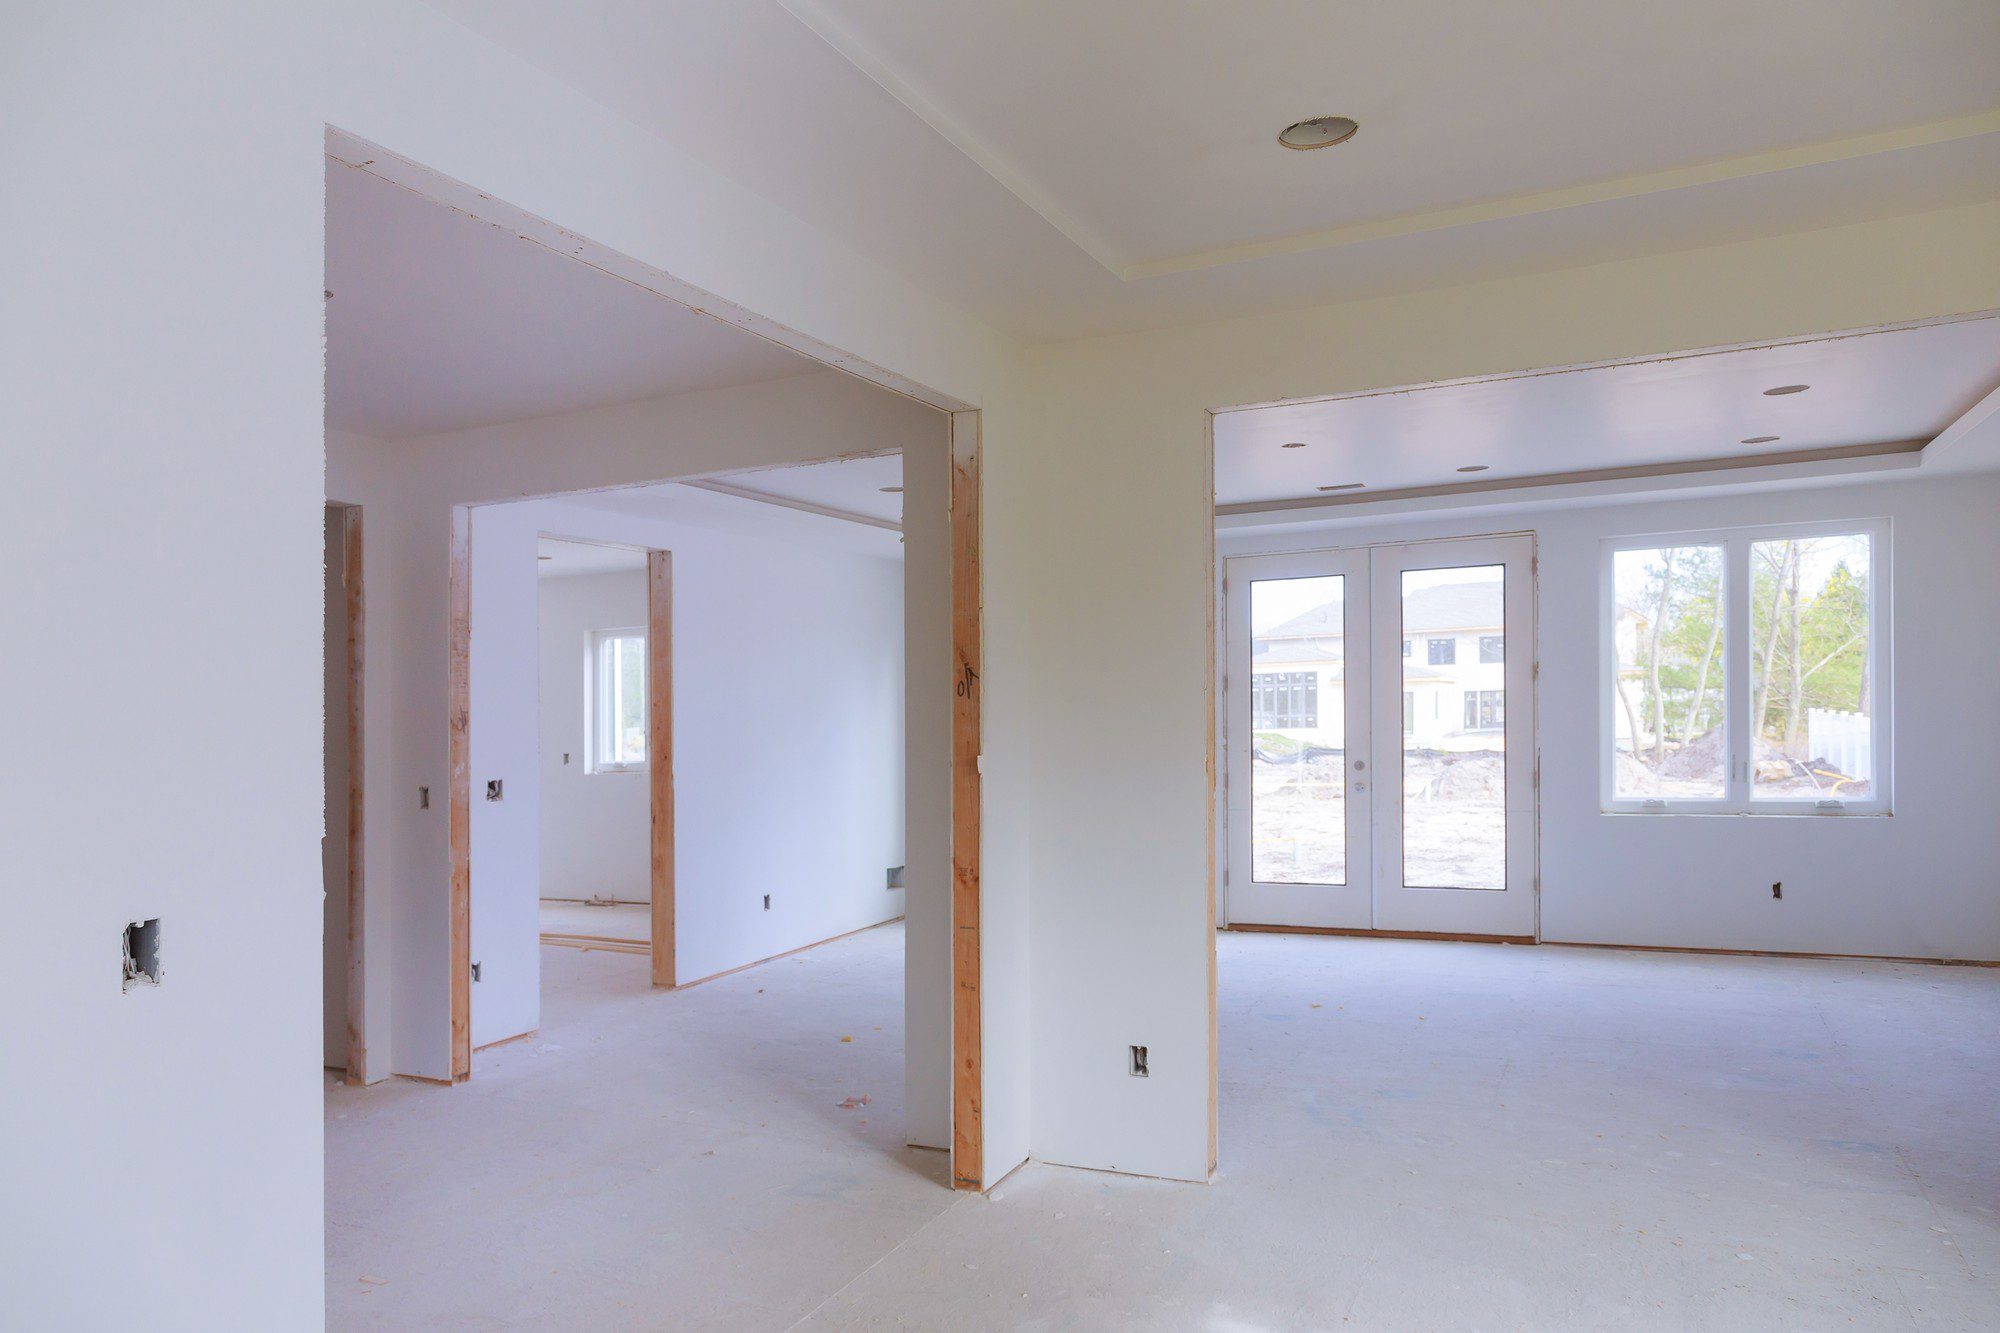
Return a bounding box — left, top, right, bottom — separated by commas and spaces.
1808, 707, 1871, 780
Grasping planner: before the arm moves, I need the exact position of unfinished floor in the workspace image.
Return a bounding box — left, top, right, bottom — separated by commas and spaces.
326, 926, 2000, 1330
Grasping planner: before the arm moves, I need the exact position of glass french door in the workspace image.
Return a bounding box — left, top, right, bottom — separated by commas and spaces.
1225, 535, 1537, 938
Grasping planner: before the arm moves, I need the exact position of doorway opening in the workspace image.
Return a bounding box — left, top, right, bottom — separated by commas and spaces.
529, 537, 666, 977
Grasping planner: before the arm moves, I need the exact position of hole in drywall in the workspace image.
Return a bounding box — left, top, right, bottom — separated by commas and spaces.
763, 893, 772, 911
886, 865, 906, 890
1129, 1045, 1149, 1078
122, 918, 161, 991
418, 785, 431, 809
1772, 881, 1783, 900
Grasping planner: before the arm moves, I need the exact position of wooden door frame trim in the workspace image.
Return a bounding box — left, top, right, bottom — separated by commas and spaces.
949, 410, 984, 1190
448, 505, 472, 1081
648, 550, 676, 988
332, 502, 368, 1084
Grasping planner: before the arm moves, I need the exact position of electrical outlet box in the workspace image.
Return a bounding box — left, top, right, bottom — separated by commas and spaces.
486, 779, 503, 801
762, 894, 771, 911
1129, 1045, 1149, 1078
887, 865, 905, 890
122, 919, 162, 991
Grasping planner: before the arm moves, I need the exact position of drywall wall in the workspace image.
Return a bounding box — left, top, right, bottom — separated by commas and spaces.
323, 507, 353, 1069
1217, 471, 2000, 960
468, 490, 905, 1047
537, 569, 651, 906
1009, 202, 2000, 1184
902, 429, 954, 1151
4, 3, 1017, 1318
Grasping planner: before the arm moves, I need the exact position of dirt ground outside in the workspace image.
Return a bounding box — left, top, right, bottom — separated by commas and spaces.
1252, 750, 1506, 890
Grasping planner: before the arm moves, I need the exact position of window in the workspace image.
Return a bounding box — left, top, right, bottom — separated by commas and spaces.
1479, 634, 1504, 663
589, 628, 647, 773
1603, 523, 1887, 814
1427, 638, 1456, 665
1253, 671, 1318, 729
1463, 689, 1504, 730
1402, 638, 1412, 658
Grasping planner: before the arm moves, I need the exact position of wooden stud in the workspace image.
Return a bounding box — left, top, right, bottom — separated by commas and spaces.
1202, 414, 1219, 1178
648, 550, 676, 989
447, 506, 472, 1082
949, 411, 983, 1191
341, 505, 367, 1085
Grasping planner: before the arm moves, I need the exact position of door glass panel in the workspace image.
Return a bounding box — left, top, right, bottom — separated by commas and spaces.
1611, 545, 1726, 799
1750, 533, 1873, 800
1249, 575, 1345, 884
1401, 565, 1505, 889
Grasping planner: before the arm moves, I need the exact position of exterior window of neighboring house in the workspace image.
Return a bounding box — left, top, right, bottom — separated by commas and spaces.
1402, 691, 1415, 735
1463, 689, 1505, 730
1402, 638, 1412, 658
1480, 634, 1504, 663
1427, 637, 1455, 665
1253, 671, 1317, 729
1604, 523, 1888, 815
589, 628, 647, 773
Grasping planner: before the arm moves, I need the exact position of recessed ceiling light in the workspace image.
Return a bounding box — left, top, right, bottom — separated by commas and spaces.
1317, 482, 1366, 492
1763, 384, 1809, 396
1278, 116, 1359, 151
1456, 465, 1489, 474
1740, 435, 1780, 445
1281, 441, 1308, 449
879, 485, 903, 494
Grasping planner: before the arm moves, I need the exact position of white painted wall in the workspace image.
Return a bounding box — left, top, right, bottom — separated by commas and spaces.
1218, 471, 2000, 960
902, 428, 953, 1151
468, 491, 906, 1047
6, 0, 1020, 1306
538, 570, 651, 905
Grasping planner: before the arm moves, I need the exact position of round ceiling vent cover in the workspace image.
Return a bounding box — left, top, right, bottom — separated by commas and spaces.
1279, 116, 1359, 150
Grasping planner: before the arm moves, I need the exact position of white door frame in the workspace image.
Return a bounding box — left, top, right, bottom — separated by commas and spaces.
1224, 548, 1373, 929
1223, 532, 1540, 940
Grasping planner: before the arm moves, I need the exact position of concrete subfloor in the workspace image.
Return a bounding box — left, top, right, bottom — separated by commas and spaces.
327, 926, 2000, 1330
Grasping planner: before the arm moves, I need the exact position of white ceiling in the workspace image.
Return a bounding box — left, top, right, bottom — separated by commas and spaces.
537, 538, 649, 579
713, 453, 904, 525
325, 161, 819, 438
1214, 317, 2000, 506
421, 0, 2000, 339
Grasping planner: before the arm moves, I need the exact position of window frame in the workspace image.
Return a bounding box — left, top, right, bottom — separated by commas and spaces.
587, 626, 649, 775
1426, 637, 1456, 665
1599, 519, 1890, 816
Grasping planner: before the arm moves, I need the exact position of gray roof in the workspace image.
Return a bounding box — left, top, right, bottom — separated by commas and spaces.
1260, 579, 1502, 639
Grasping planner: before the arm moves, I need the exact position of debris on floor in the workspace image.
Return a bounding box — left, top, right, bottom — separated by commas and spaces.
837, 1094, 871, 1110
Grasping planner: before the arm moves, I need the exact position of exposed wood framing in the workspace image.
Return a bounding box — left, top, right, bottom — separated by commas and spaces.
448, 506, 472, 1081
949, 410, 983, 1191
1202, 414, 1219, 1177
340, 505, 368, 1085
648, 550, 677, 989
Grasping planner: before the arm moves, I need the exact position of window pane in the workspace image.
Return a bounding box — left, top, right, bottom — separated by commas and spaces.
1750, 534, 1872, 800
1248, 575, 1344, 884
615, 635, 647, 764
1402, 565, 1504, 889
1611, 546, 1726, 799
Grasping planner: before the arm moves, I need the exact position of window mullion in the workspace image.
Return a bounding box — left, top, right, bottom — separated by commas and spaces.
1725, 534, 1752, 811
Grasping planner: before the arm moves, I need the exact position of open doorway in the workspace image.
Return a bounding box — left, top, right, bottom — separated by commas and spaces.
531, 537, 658, 962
